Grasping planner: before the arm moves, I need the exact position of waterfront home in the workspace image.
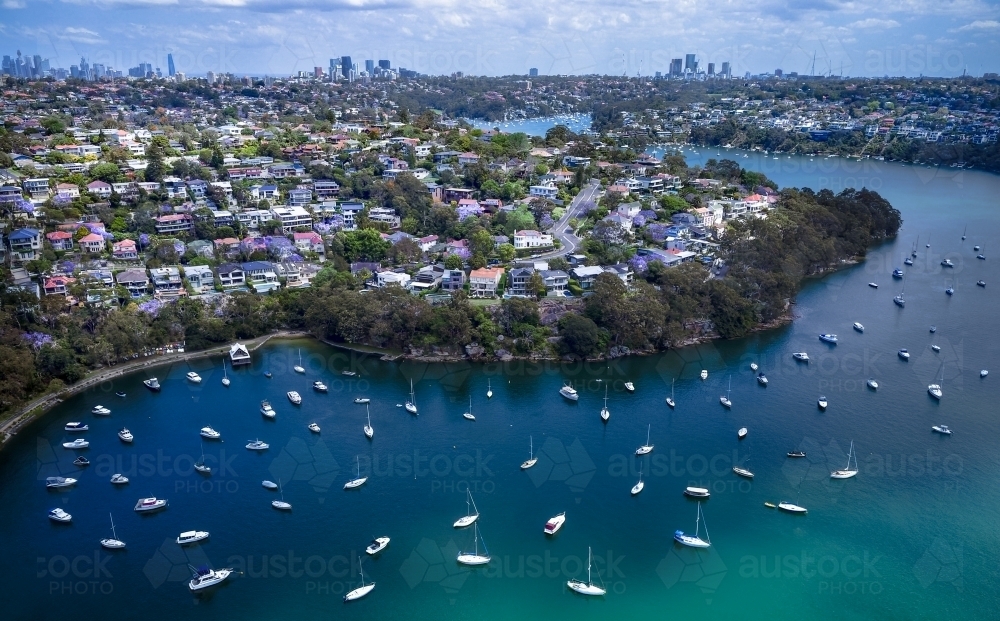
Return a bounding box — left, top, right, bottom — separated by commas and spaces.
570, 265, 605, 289
513, 230, 554, 250
293, 231, 325, 254
43, 275, 75, 296
509, 266, 535, 297
314, 180, 340, 199
368, 207, 401, 229
269, 206, 312, 232
0, 185, 22, 203
217, 263, 246, 288
184, 265, 215, 293
229, 342, 251, 366
469, 266, 504, 298
116, 268, 150, 298
374, 270, 411, 289
150, 266, 185, 298
22, 178, 50, 201
411, 264, 445, 292
46, 231, 74, 251
440, 268, 466, 292
241, 261, 280, 290
540, 270, 569, 296
55, 183, 80, 199
7, 228, 41, 262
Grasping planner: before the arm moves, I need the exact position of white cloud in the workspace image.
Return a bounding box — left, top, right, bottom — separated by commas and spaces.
2, 0, 26, 7
954, 19, 1000, 32
60, 27, 106, 44
849, 18, 900, 29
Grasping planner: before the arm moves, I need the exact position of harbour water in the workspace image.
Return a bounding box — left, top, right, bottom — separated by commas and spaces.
2, 149, 998, 619
466, 113, 592, 137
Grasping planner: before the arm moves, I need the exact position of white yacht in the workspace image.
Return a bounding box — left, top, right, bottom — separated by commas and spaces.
177, 530, 210, 545
853, 322, 864, 332
566, 547, 606, 596
830, 440, 859, 479
366, 537, 390, 555
750, 362, 758, 371
737, 427, 748, 440
793, 352, 810, 362
818, 396, 828, 409
354, 397, 370, 404
200, 426, 221, 439
600, 384, 610, 422
463, 396, 475, 421
898, 348, 910, 360
720, 376, 732, 408
344, 456, 368, 489
293, 349, 305, 374
931, 345, 941, 352
260, 400, 275, 418
932, 425, 952, 435
246, 439, 269, 451
343, 561, 375, 602
221, 360, 230, 387
456, 523, 491, 565
486, 379, 493, 399
674, 503, 711, 548
110, 474, 129, 485
635, 424, 653, 455
778, 502, 808, 514
520, 437, 537, 470
186, 371, 202, 384
313, 381, 328, 392
631, 468, 644, 495
544, 512, 566, 535
405, 379, 418, 414
65, 422, 88, 432
272, 479, 291, 510
666, 378, 676, 408
62, 438, 89, 449
364, 404, 374, 438
189, 567, 233, 592
757, 372, 768, 386
100, 514, 125, 549
700, 369, 708, 380
287, 391, 302, 405
134, 497, 167, 512
733, 466, 754, 479
559, 384, 579, 401
982, 370, 989, 378
684, 486, 710, 498
48, 508, 72, 523
45, 477, 76, 489
867, 378, 879, 390
92, 405, 111, 415
624, 381, 635, 392
118, 428, 133, 443
143, 378, 161, 391
928, 383, 943, 400
819, 334, 838, 344
262, 480, 278, 490
453, 490, 480, 528
308, 423, 321, 433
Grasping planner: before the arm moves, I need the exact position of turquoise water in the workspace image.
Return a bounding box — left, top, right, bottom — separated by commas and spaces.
2, 150, 998, 619
466, 114, 592, 137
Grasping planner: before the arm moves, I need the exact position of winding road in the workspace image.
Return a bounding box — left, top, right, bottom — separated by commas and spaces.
533, 180, 600, 260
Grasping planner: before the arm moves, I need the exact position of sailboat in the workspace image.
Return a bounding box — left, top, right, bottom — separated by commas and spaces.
720, 376, 732, 408
463, 396, 475, 421
521, 437, 537, 470
343, 559, 375, 602
272, 478, 292, 510
364, 404, 373, 439
674, 502, 711, 548
453, 490, 480, 527
830, 440, 858, 479
293, 349, 305, 374
894, 276, 906, 307
665, 378, 675, 408
635, 424, 653, 455
221, 359, 230, 387
486, 379, 493, 399
457, 523, 491, 565
631, 467, 644, 495
962, 225, 967, 240
344, 456, 368, 489
600, 384, 610, 422
928, 364, 944, 400
733, 445, 754, 478
194, 442, 211, 474
566, 547, 606, 596
404, 379, 417, 415
100, 513, 126, 549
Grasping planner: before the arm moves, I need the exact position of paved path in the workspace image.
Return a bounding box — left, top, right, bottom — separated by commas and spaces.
533, 180, 600, 260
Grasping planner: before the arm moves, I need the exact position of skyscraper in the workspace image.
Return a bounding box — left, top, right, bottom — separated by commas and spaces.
365, 59, 374, 74
341, 56, 353, 79
529, 67, 538, 77
684, 54, 697, 74
167, 53, 175, 77
721, 62, 731, 78
707, 63, 715, 76
669, 58, 682, 76
32, 55, 43, 77
378, 59, 390, 70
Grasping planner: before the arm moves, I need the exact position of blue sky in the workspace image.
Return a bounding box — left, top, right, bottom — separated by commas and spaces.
2, 0, 999, 77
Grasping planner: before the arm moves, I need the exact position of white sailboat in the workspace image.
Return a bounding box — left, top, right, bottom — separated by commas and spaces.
364, 404, 374, 439
221, 359, 230, 387
453, 489, 480, 528
456, 523, 491, 565
635, 424, 653, 455
463, 396, 475, 421
720, 376, 732, 408
674, 502, 711, 548
928, 364, 944, 400
567, 547, 606, 596
830, 440, 858, 479
665, 378, 675, 408
293, 349, 305, 374
100, 513, 126, 549
600, 384, 610, 422
486, 379, 493, 399
272, 478, 292, 510
520, 436, 537, 470
343, 559, 375, 602
194, 442, 211, 474
733, 446, 754, 478
631, 467, 644, 495
344, 456, 368, 489
405, 379, 418, 415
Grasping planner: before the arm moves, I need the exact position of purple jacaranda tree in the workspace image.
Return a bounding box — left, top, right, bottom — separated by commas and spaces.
22, 332, 54, 351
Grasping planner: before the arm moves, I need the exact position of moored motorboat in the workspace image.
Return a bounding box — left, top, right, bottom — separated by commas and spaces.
737, 427, 748, 440
757, 372, 768, 386
366, 537, 390, 555
544, 512, 566, 535
700, 369, 708, 380
867, 378, 879, 390
246, 439, 269, 450
177, 530, 210, 545
313, 381, 328, 392
684, 486, 710, 498
186, 371, 202, 384
981, 370, 989, 378
898, 348, 910, 360
559, 384, 579, 401
46, 476, 77, 488
778, 502, 807, 514
118, 428, 133, 443
134, 497, 167, 512
308, 423, 321, 433
868, 282, 878, 288
143, 378, 161, 391
931, 345, 941, 352
200, 426, 221, 439
819, 333, 838, 344
65, 422, 88, 432
750, 362, 758, 371
793, 352, 809, 362
853, 322, 864, 332
63, 438, 89, 449
262, 480, 278, 490
818, 396, 828, 409
92, 405, 111, 415
49, 508, 72, 523
941, 259, 954, 267
978, 280, 986, 287
110, 473, 129, 485
624, 381, 635, 392
732, 466, 754, 479
260, 400, 275, 418
892, 268, 904, 278
287, 391, 302, 405
189, 567, 233, 592
787, 451, 806, 458
354, 397, 370, 404
932, 425, 952, 435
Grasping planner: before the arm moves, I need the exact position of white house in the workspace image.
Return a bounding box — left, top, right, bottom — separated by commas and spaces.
374, 271, 411, 288
529, 183, 558, 199
513, 230, 553, 250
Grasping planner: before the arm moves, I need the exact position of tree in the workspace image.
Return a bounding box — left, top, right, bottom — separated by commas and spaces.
89, 162, 122, 184
558, 314, 601, 358
497, 243, 515, 262
504, 207, 536, 235
528, 272, 546, 299
470, 229, 495, 258
444, 254, 464, 270
340, 228, 390, 262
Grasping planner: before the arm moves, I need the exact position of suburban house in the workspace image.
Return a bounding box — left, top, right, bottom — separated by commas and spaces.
469, 266, 504, 298
46, 230, 74, 251
314, 180, 340, 199
55, 183, 80, 199
293, 231, 325, 254
155, 214, 194, 234
508, 266, 535, 297
570, 265, 605, 289
411, 264, 445, 292
116, 268, 150, 298
184, 265, 215, 293
540, 269, 569, 296
217, 263, 246, 288
374, 270, 411, 288
7, 228, 42, 262
150, 266, 185, 297
78, 233, 106, 254
43, 275, 75, 296
457, 152, 481, 166
269, 206, 313, 232
368, 207, 401, 228
87, 180, 113, 198
440, 268, 466, 292
513, 230, 553, 250
22, 178, 50, 201
241, 261, 280, 292
529, 183, 558, 199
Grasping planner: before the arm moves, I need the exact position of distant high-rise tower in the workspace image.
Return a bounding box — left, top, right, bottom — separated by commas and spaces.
707, 63, 715, 76
167, 53, 175, 77
378, 60, 390, 70
721, 62, 731, 78
685, 54, 697, 74
341, 56, 353, 79
775, 68, 783, 77
529, 67, 538, 77
670, 58, 682, 76
365, 59, 374, 74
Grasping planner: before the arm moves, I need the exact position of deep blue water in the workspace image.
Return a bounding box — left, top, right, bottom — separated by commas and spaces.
1, 148, 998, 619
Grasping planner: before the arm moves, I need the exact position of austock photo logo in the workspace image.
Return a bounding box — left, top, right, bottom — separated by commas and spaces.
657, 544, 727, 604
143, 538, 213, 590
524, 436, 597, 496
913, 538, 963, 592
738, 548, 885, 595
268, 436, 341, 502
37, 549, 115, 596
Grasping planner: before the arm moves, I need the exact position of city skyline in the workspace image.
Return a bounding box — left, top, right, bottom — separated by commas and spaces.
1, 1, 998, 78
